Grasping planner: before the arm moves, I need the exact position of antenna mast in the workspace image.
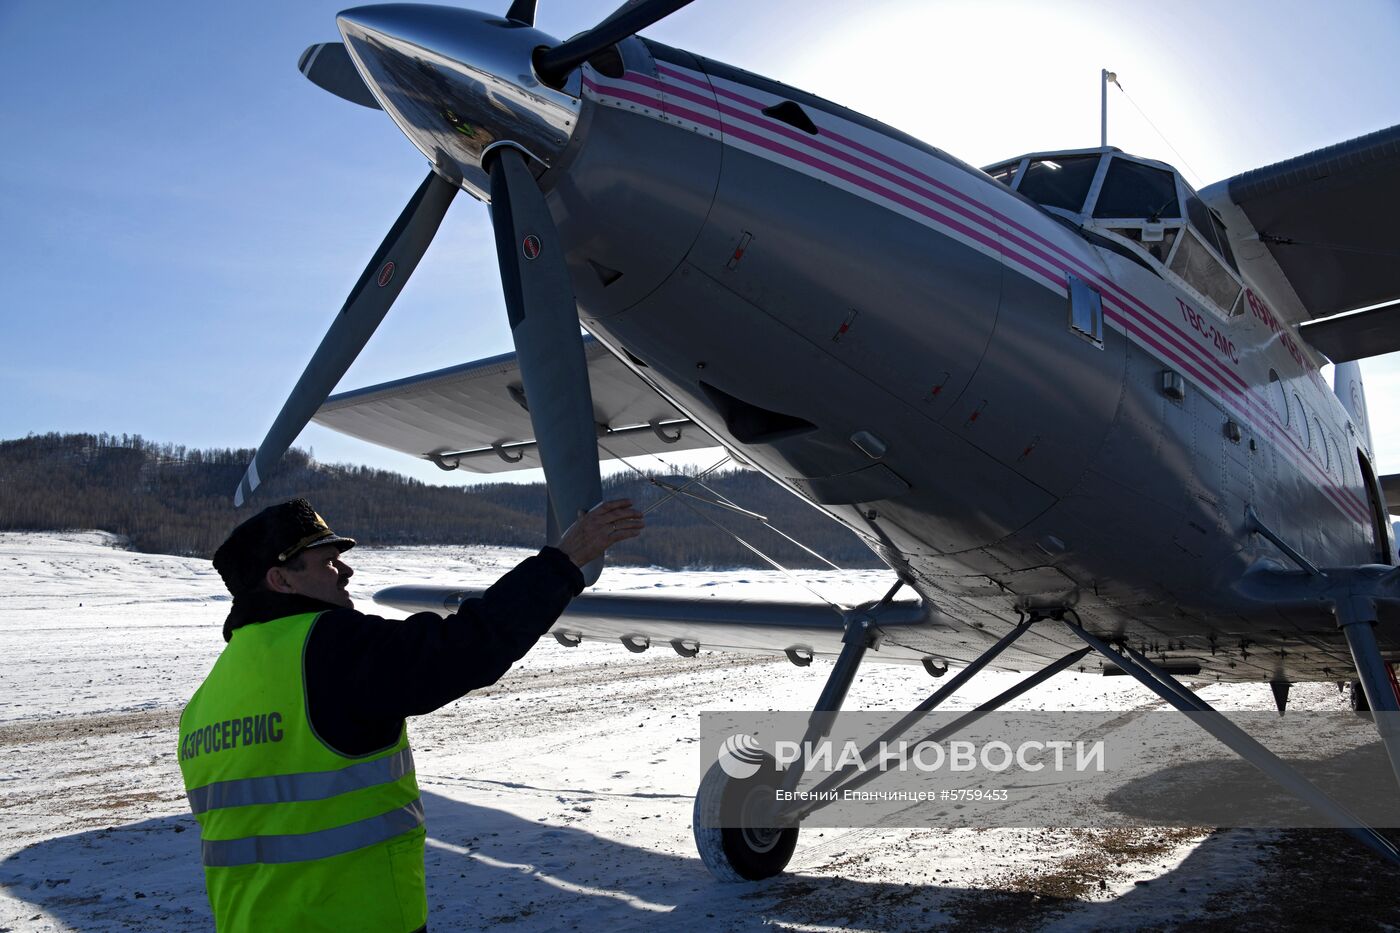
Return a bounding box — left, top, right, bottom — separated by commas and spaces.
1101, 68, 1117, 147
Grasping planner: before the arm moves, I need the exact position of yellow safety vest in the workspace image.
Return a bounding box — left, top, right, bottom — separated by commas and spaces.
178, 612, 426, 932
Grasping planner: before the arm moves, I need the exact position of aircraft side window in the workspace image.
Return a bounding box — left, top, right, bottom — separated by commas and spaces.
1092, 160, 1181, 219
1017, 155, 1101, 212
1169, 231, 1242, 315
1184, 194, 1220, 252
1067, 274, 1104, 347
1208, 209, 1239, 274
1315, 418, 1327, 465
1268, 370, 1288, 424
1295, 396, 1310, 447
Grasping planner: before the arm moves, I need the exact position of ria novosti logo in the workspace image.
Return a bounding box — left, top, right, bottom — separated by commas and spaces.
715, 733, 1107, 777
717, 733, 766, 779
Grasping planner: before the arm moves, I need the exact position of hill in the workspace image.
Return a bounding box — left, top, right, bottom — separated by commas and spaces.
0, 433, 881, 569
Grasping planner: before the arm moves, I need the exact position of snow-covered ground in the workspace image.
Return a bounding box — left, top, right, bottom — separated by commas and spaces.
1, 531, 1396, 931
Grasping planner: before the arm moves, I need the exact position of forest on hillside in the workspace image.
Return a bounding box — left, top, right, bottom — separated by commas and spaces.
0, 433, 882, 569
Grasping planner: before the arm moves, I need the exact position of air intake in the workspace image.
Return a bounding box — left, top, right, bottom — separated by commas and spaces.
699, 381, 815, 444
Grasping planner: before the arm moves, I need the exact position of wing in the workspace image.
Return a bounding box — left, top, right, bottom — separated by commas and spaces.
376, 585, 956, 665
1201, 122, 1400, 338
1383, 473, 1400, 511
1297, 301, 1400, 364
312, 337, 718, 473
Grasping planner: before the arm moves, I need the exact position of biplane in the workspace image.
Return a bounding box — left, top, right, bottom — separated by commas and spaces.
238, 1, 1400, 879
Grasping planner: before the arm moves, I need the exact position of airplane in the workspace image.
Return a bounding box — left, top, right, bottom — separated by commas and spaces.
235, 0, 1400, 881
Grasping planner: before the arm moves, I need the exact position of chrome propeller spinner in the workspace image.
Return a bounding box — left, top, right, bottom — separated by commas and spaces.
237, 1, 698, 585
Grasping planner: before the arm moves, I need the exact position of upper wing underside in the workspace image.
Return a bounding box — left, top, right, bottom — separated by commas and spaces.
1206, 122, 1400, 321
1297, 301, 1400, 364
312, 337, 719, 473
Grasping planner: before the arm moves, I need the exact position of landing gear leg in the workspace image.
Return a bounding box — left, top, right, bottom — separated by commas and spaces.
1066, 613, 1400, 865
693, 605, 880, 881
1337, 596, 1400, 789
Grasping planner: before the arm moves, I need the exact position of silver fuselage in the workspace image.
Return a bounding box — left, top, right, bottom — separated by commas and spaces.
342, 8, 1388, 682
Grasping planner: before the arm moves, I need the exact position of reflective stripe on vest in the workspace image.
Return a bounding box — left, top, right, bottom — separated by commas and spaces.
186, 747, 416, 815
201, 798, 426, 867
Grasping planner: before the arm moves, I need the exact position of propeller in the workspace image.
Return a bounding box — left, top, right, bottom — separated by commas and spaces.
488, 146, 604, 584
535, 0, 697, 86
297, 42, 381, 110
504, 0, 538, 25
233, 171, 456, 507
242, 1, 705, 585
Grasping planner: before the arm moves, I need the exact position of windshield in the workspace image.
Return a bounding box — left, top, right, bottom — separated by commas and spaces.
1093, 159, 1181, 219
1016, 155, 1100, 212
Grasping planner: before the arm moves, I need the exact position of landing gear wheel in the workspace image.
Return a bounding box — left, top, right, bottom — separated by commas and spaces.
1352, 679, 1371, 713
693, 754, 799, 881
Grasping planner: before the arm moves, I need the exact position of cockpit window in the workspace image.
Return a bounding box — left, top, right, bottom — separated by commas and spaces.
1185, 194, 1219, 250
1208, 209, 1238, 273
1092, 159, 1181, 219
1170, 230, 1242, 314
1184, 192, 1239, 275
1016, 155, 1100, 212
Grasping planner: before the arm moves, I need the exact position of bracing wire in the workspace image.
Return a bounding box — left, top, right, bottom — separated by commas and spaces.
624, 445, 843, 572
624, 445, 845, 573
640, 455, 733, 515
688, 477, 843, 572
598, 441, 848, 614
1110, 77, 1206, 187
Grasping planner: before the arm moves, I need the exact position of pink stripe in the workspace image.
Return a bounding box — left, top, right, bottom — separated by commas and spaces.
586, 77, 1025, 272
656, 64, 1256, 398
650, 66, 1370, 522
656, 67, 1258, 394
587, 71, 1369, 526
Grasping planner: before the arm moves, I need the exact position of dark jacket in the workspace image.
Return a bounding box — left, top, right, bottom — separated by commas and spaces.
220, 547, 584, 756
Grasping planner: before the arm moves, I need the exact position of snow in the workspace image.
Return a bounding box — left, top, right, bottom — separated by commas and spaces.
0, 531, 1390, 931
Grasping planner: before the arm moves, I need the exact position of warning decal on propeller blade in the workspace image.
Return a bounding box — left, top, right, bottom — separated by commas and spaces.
522, 235, 542, 260
376, 261, 396, 288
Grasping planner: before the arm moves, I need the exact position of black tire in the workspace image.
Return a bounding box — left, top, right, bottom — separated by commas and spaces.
693, 754, 799, 882
1352, 679, 1372, 713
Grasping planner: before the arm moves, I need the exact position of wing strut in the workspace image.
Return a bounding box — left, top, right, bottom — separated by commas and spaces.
1066, 612, 1400, 866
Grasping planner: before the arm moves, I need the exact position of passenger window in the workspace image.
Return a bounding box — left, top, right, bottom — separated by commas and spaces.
1295, 396, 1310, 447
1170, 231, 1242, 314
1268, 370, 1288, 424
1017, 155, 1101, 212
1093, 160, 1181, 219
1316, 419, 1328, 466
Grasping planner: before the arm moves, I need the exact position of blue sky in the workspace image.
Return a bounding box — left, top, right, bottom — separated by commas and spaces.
4, 0, 1399, 486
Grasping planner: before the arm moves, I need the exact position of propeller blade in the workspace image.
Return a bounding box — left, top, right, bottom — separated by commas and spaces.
234, 170, 457, 507
535, 0, 697, 86
504, 0, 538, 26
298, 42, 382, 110
487, 147, 603, 584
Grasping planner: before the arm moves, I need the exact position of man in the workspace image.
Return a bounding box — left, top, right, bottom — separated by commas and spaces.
178, 497, 643, 932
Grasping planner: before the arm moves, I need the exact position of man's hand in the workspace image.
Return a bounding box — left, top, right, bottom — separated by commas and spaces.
556, 499, 645, 569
